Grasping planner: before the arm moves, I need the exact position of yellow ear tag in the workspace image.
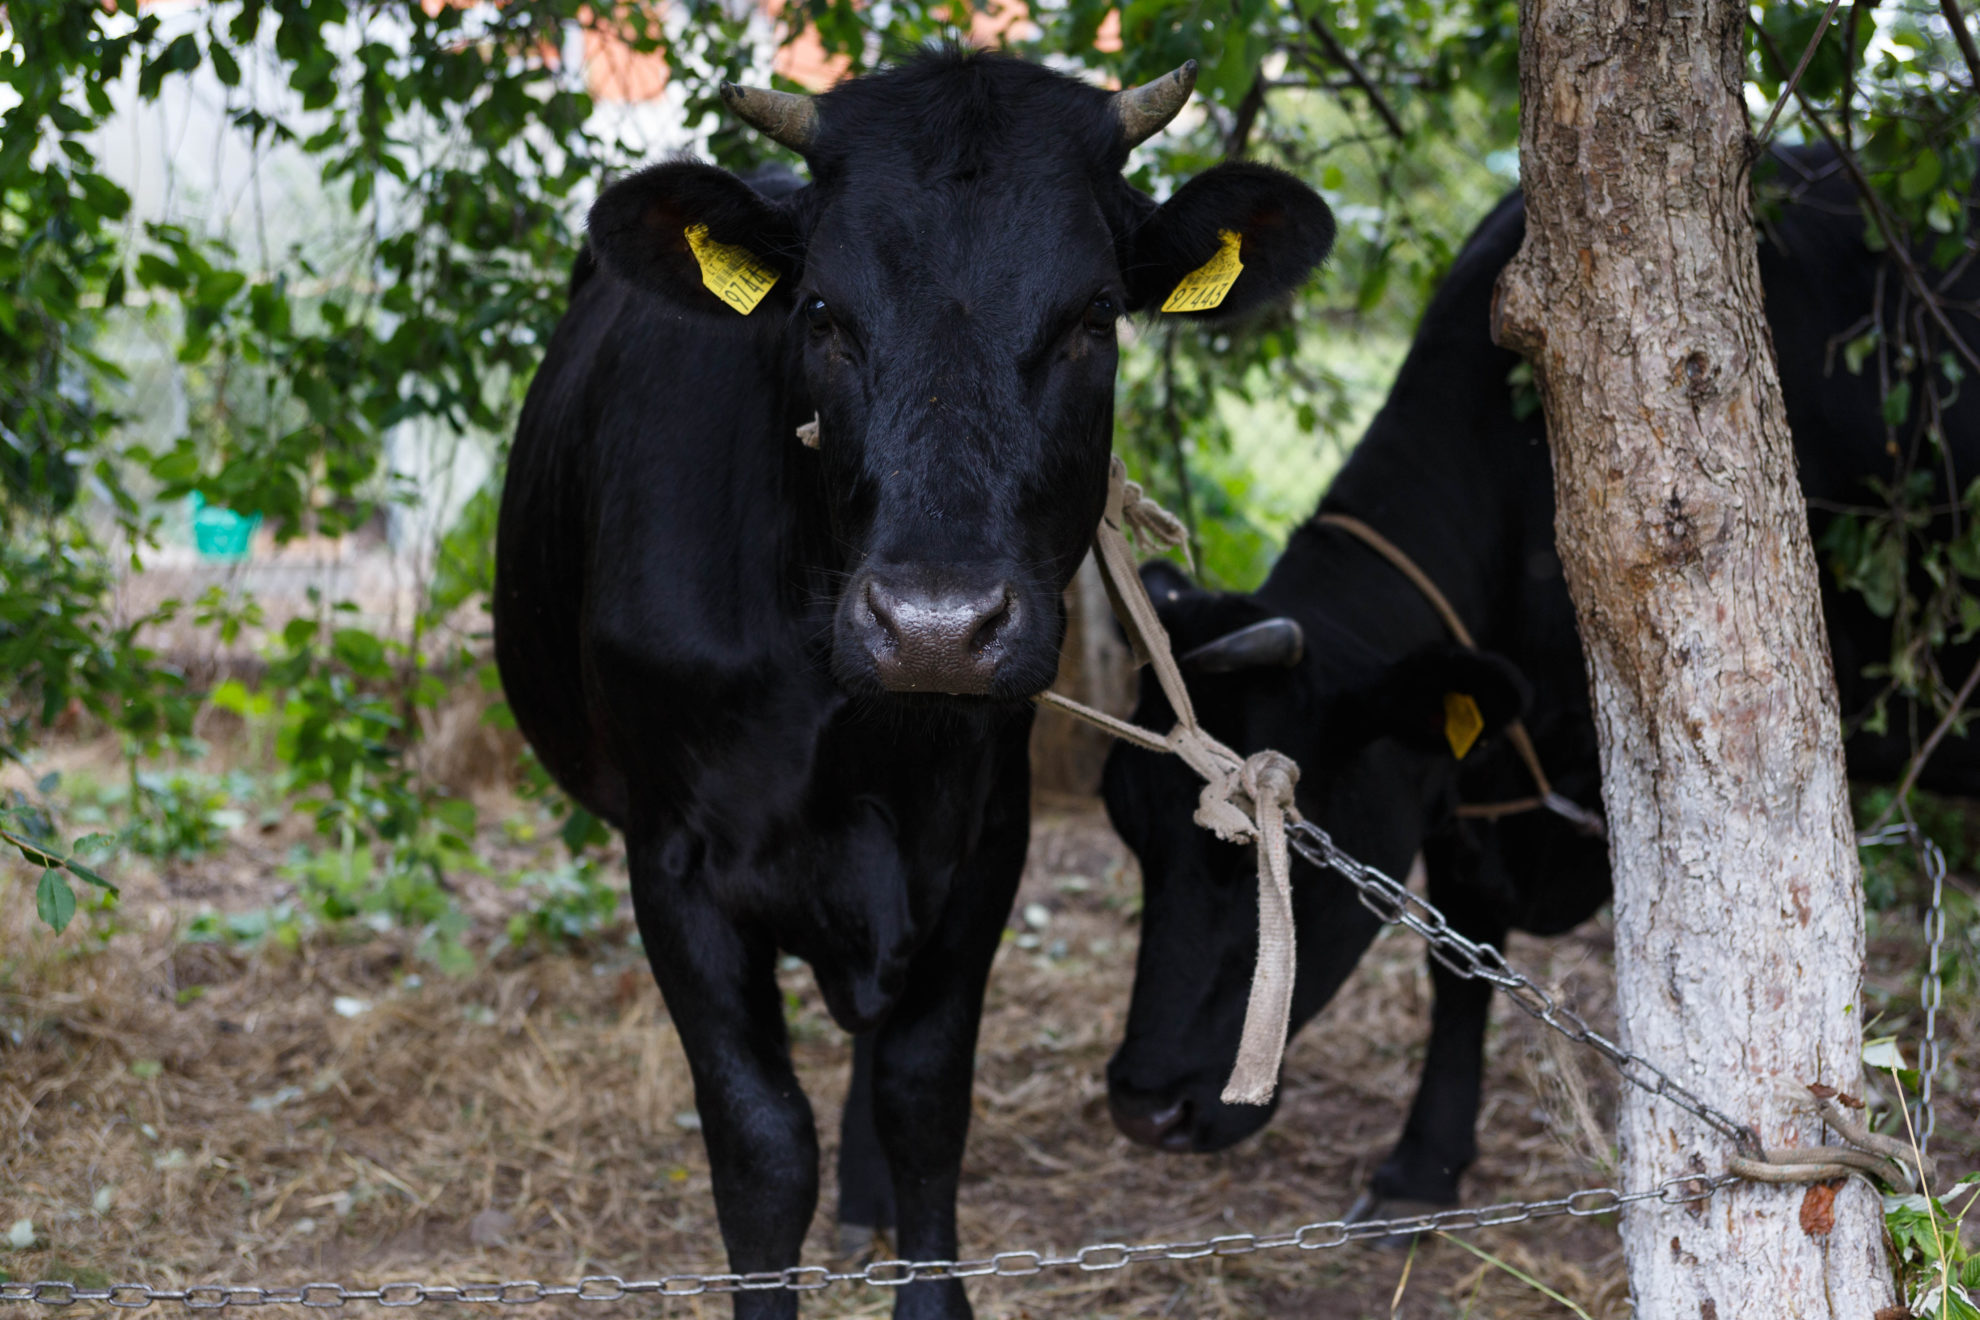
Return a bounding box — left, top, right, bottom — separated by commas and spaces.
1161, 228, 1244, 314
684, 224, 779, 315
1443, 692, 1484, 760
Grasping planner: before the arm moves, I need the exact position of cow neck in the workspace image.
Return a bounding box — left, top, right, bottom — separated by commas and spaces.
1268, 436, 1518, 684
1311, 510, 1606, 839
1263, 188, 1536, 683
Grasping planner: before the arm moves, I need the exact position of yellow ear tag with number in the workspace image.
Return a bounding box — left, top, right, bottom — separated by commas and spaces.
684, 224, 779, 315
1161, 228, 1244, 314
1444, 692, 1484, 760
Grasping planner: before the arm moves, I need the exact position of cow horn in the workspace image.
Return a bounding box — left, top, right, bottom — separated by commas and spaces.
1178, 617, 1305, 673
720, 82, 819, 152
1114, 60, 1198, 150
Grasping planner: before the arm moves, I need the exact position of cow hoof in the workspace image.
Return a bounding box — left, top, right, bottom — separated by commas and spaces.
834, 1222, 893, 1266
1344, 1191, 1457, 1250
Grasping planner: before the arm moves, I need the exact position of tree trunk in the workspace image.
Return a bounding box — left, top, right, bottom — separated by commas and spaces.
1492, 2, 1894, 1315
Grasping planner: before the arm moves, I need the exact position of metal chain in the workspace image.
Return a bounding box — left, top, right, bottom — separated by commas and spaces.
1284, 819, 1766, 1154
0, 1174, 1732, 1309
1857, 822, 1945, 1146
1289, 815, 1949, 1156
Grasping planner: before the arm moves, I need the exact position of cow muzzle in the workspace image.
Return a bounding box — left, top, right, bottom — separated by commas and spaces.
852, 565, 1022, 695
1107, 1059, 1277, 1154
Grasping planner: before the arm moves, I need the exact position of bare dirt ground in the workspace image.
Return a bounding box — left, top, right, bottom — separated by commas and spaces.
4, 766, 1972, 1318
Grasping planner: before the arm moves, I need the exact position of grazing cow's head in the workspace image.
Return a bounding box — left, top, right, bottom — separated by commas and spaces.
1101, 562, 1528, 1151
585, 51, 1335, 699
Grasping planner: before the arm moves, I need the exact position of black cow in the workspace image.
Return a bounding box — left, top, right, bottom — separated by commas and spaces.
494, 50, 1335, 1319
1100, 145, 1980, 1220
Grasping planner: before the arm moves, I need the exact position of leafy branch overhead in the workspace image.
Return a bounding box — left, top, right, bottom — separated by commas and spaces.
2, 0, 1975, 935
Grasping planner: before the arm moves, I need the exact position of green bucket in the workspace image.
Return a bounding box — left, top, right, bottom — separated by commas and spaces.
188, 492, 261, 561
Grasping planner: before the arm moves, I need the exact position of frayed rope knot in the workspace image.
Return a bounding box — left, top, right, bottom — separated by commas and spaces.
1117, 473, 1194, 573
1041, 457, 1302, 1105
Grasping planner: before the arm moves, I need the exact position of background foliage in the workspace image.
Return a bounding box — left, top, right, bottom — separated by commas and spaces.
1, 0, 1975, 974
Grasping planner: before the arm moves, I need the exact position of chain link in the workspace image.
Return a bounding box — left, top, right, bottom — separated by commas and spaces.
1284, 819, 1768, 1154
0, 1175, 1732, 1308
1856, 822, 1945, 1146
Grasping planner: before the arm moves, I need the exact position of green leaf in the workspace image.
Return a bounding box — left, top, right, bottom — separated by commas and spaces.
331, 627, 387, 675
1883, 379, 1913, 427
1899, 149, 1943, 200
63, 855, 117, 893
210, 40, 241, 87
135, 253, 190, 291
148, 446, 200, 485
1843, 331, 1877, 376
195, 269, 246, 308
1863, 1036, 1908, 1070
36, 869, 77, 934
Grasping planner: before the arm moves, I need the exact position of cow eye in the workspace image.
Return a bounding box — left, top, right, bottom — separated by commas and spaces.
1084, 294, 1118, 334
804, 296, 832, 333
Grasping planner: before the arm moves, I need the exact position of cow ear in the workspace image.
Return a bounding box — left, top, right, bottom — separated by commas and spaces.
1126, 162, 1335, 320
587, 162, 801, 318
1354, 645, 1530, 760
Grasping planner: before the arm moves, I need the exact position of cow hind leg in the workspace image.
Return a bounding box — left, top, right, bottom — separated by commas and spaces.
835, 1031, 896, 1259
627, 831, 818, 1320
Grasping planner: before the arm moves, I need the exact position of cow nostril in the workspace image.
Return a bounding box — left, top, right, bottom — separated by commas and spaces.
865, 581, 903, 650
969, 588, 1017, 655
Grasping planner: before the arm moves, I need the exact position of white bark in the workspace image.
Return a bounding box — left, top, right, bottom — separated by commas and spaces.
1492, 0, 1895, 1314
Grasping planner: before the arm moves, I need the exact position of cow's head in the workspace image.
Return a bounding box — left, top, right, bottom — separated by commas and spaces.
585, 51, 1335, 700
1101, 562, 1528, 1151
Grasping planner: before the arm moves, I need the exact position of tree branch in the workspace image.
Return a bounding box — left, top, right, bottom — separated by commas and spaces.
1870, 649, 1980, 831
1751, 18, 1980, 380
1301, 17, 1405, 141
1226, 71, 1266, 159
1941, 0, 1980, 94
1756, 0, 1845, 144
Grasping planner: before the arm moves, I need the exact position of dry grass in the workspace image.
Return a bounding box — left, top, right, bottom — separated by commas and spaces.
3, 771, 1972, 1318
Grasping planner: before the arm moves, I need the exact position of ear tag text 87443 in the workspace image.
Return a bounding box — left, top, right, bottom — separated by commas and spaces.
685, 224, 779, 315
1444, 692, 1484, 760
1161, 228, 1244, 313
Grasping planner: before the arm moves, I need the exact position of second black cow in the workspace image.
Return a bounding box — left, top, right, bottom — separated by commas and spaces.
1101, 145, 1979, 1219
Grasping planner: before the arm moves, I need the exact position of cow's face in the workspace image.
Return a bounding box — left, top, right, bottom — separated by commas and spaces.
585, 52, 1335, 700
1101, 563, 1527, 1152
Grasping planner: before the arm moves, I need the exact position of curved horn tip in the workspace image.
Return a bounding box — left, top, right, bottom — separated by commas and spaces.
1115, 60, 1200, 150
1179, 618, 1305, 674
721, 82, 820, 152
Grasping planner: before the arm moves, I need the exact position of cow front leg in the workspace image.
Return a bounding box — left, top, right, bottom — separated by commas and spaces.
628, 836, 817, 1320
871, 779, 1029, 1319
1363, 838, 1507, 1215
835, 1031, 896, 1259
